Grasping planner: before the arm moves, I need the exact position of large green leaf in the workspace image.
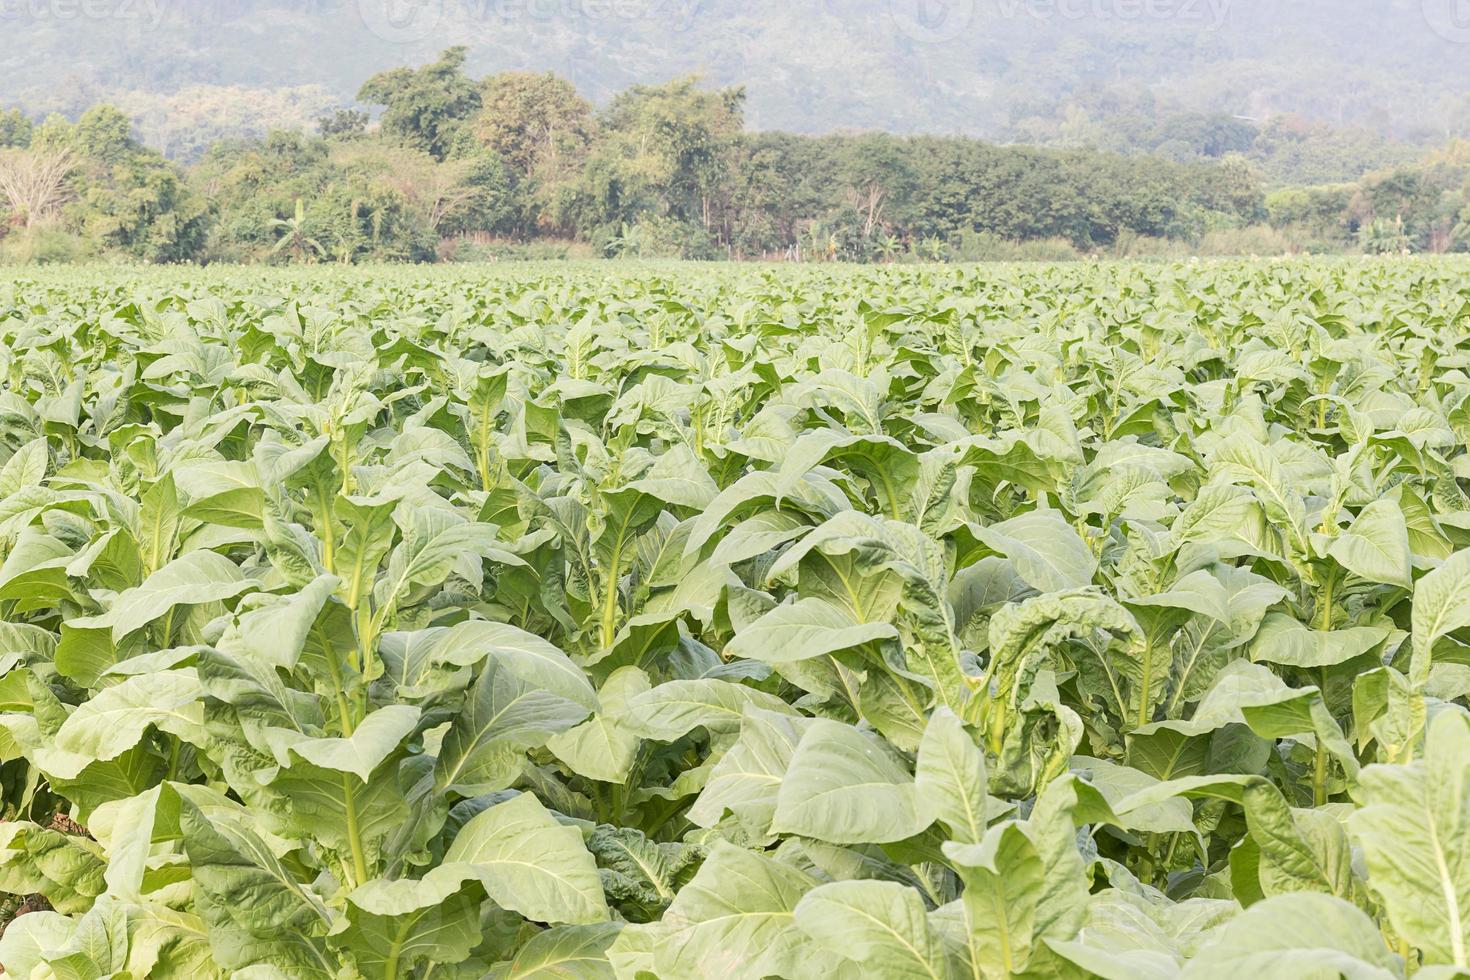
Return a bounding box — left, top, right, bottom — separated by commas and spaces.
68, 550, 253, 640
1181, 893, 1399, 979
1326, 499, 1413, 588
971, 511, 1097, 593
794, 880, 956, 979
625, 679, 797, 741
45, 669, 204, 779
1412, 549, 1470, 684
178, 798, 337, 978
645, 842, 821, 980
286, 704, 421, 782
915, 707, 989, 845
546, 667, 651, 783
771, 717, 933, 844
724, 597, 898, 663
1350, 710, 1470, 970
688, 706, 812, 838
435, 658, 588, 794
437, 792, 611, 925
486, 923, 622, 979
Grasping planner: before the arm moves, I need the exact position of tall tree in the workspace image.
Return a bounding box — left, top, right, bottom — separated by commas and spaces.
0, 109, 33, 150
358, 47, 482, 162
835, 134, 917, 240
473, 72, 594, 236
586, 77, 745, 239
31, 106, 208, 262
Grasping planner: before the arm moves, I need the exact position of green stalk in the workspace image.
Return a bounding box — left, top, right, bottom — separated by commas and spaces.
317, 485, 337, 575
1318, 571, 1335, 632
475, 401, 495, 492
1312, 577, 1335, 806
165, 738, 181, 782
342, 773, 370, 887
338, 437, 354, 497
1136, 636, 1156, 730
984, 699, 1007, 757
158, 606, 176, 648
599, 566, 621, 651
1312, 732, 1330, 807
324, 630, 369, 886
322, 627, 358, 738
1161, 832, 1182, 873
356, 602, 377, 677
476, 445, 492, 494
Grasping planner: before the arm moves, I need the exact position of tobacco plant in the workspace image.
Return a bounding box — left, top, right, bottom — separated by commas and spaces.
0, 261, 1469, 977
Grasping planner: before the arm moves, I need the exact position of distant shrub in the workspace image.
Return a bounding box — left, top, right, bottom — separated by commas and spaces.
951, 231, 1082, 262
0, 225, 96, 265
1195, 225, 1302, 256
441, 236, 598, 262
607, 217, 722, 260
1109, 232, 1191, 259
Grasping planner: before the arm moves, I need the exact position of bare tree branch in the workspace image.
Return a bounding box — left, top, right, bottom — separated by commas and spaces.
0, 146, 75, 228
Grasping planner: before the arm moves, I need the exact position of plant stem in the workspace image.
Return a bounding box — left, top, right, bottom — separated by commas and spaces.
356, 602, 376, 677
165, 738, 181, 782
319, 496, 337, 575
1312, 577, 1334, 806
1318, 571, 1335, 632
1312, 735, 1330, 807
1137, 641, 1155, 730
600, 570, 620, 650
342, 774, 370, 887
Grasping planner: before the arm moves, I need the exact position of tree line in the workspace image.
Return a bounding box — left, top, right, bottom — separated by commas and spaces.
0, 48, 1467, 264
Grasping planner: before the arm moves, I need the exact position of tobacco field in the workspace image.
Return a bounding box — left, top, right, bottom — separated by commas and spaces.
2, 260, 1470, 978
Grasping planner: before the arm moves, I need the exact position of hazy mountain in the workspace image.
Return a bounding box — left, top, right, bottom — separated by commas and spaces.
3, 0, 1468, 146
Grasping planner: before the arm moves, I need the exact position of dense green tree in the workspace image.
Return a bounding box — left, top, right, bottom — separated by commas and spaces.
720, 133, 828, 257
358, 48, 482, 162
9, 62, 1469, 265
318, 109, 369, 139
474, 73, 593, 181
192, 131, 474, 263
1250, 116, 1418, 185
0, 110, 32, 149
473, 72, 594, 237
1266, 184, 1356, 246
834, 134, 917, 244
16, 106, 208, 262
579, 78, 745, 247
